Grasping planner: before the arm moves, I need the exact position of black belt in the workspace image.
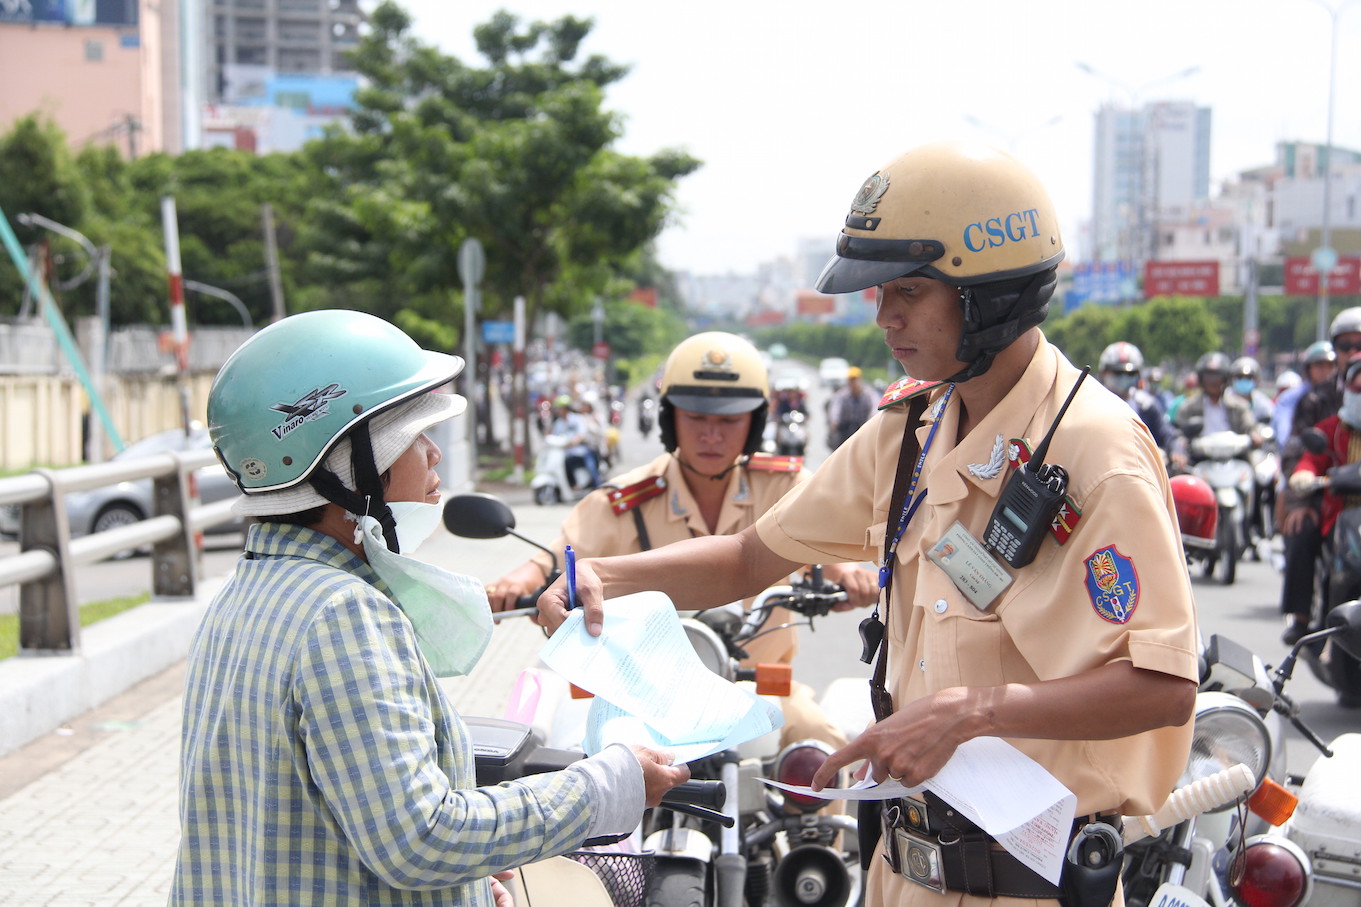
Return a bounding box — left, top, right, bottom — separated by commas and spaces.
881, 790, 1121, 899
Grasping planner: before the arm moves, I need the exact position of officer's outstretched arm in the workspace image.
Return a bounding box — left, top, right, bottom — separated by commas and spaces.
536, 526, 802, 637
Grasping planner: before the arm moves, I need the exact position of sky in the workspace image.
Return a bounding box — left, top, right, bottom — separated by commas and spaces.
393, 0, 1361, 277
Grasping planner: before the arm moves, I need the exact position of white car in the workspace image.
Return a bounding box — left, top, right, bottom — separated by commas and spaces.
818, 357, 850, 389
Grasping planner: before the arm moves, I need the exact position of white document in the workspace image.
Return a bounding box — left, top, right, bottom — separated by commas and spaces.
763, 736, 1076, 885
539, 591, 783, 762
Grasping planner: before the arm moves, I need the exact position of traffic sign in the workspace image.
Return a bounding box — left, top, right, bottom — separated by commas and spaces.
1312, 246, 1339, 274
458, 238, 485, 286
482, 320, 515, 344
592, 341, 611, 360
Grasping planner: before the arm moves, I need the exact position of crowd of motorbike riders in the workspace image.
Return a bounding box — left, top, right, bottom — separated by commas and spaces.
1101, 308, 1361, 707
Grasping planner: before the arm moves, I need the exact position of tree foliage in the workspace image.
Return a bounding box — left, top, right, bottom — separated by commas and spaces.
0, 4, 695, 368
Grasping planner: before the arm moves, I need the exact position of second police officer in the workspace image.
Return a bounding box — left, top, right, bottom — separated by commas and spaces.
535, 142, 1199, 907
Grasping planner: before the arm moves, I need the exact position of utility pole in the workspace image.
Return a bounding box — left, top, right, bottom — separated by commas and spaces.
261, 203, 285, 323
161, 196, 193, 435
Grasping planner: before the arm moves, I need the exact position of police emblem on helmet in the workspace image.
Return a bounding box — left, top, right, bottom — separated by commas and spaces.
851, 173, 890, 217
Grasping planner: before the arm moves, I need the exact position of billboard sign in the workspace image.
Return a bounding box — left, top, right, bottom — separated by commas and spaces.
1284, 256, 1361, 296
1144, 260, 1220, 298
1067, 261, 1135, 308
0, 0, 137, 26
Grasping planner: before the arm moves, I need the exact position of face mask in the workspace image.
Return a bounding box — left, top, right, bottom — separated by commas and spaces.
1102, 372, 1138, 397
1233, 378, 1255, 396
354, 501, 493, 677
1342, 391, 1361, 430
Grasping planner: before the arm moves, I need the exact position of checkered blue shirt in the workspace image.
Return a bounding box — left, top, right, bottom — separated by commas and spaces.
173, 522, 595, 904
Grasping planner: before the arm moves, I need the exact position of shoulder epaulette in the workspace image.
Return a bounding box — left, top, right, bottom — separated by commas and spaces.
604, 476, 668, 515
746, 453, 803, 472
878, 377, 947, 410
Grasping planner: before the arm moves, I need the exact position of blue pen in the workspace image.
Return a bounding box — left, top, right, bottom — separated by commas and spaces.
565, 545, 578, 611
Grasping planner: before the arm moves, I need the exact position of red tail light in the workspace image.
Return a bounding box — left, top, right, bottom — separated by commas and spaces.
1230, 835, 1311, 907
773, 741, 840, 812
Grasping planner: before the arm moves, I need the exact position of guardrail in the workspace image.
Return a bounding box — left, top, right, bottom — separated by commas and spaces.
0, 450, 240, 654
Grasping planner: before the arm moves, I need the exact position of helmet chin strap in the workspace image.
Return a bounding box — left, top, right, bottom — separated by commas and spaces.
308, 422, 400, 553
947, 269, 1055, 383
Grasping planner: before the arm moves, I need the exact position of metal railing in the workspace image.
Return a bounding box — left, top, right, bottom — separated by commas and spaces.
0, 450, 240, 654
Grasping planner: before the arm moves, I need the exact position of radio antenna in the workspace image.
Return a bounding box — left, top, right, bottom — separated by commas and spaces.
1028, 367, 1090, 470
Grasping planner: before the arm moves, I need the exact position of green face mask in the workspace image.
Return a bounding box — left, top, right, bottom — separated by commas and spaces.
355, 502, 493, 677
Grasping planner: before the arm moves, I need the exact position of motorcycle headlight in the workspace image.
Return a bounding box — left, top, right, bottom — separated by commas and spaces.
772, 739, 843, 813
1178, 692, 1272, 808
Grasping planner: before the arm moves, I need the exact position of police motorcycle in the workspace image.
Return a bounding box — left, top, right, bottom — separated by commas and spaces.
1178, 419, 1258, 584
443, 492, 865, 907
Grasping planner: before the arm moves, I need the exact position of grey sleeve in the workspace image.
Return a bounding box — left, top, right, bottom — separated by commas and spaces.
566, 743, 646, 837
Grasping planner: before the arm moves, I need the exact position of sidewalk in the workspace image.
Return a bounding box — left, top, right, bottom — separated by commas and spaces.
0, 482, 557, 905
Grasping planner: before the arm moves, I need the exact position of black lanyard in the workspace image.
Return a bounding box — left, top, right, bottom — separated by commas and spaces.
861, 384, 954, 721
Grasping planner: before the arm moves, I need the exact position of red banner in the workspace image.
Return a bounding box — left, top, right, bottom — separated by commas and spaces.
796, 290, 835, 315
628, 287, 658, 308
1284, 256, 1361, 296
1143, 260, 1220, 298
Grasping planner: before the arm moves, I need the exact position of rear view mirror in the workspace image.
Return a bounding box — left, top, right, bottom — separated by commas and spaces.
1326, 600, 1361, 661
443, 493, 516, 539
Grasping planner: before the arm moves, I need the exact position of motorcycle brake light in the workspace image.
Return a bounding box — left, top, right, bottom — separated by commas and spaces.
754, 663, 793, 697
1231, 840, 1308, 907
569, 683, 594, 700
1246, 777, 1297, 826
774, 742, 836, 811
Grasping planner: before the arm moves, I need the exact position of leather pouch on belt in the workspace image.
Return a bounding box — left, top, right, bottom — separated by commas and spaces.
858, 800, 883, 872
1059, 822, 1123, 907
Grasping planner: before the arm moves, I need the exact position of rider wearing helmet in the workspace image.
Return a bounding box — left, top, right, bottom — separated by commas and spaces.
177, 310, 687, 904
1229, 355, 1275, 423
532, 142, 1198, 907
1098, 341, 1177, 452
547, 392, 601, 490
486, 331, 878, 748
1174, 351, 1255, 438
1293, 308, 1361, 438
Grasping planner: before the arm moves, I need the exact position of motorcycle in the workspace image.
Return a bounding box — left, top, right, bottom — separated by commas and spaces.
531, 434, 597, 506
1290, 430, 1361, 708
1246, 424, 1278, 559
639, 395, 657, 437
442, 492, 864, 907
774, 411, 808, 457
1184, 429, 1257, 584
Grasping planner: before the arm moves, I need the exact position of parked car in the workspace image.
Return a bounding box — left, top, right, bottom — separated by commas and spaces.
0, 427, 243, 546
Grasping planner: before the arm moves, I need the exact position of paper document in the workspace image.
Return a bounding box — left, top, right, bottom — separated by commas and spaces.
763, 736, 1076, 884
540, 591, 783, 763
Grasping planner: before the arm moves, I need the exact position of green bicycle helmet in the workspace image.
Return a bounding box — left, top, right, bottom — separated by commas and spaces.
208, 310, 465, 549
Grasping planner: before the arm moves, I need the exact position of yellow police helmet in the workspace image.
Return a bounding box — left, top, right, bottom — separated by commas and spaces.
816, 141, 1064, 294
659, 332, 769, 454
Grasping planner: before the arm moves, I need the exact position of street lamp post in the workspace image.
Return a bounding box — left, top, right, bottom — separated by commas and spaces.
1304, 0, 1361, 340
963, 113, 1063, 152
1075, 62, 1201, 272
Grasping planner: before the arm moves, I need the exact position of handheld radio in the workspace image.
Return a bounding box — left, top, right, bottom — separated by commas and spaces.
983, 368, 1090, 569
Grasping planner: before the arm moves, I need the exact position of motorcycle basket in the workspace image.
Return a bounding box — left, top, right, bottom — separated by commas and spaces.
565, 850, 656, 907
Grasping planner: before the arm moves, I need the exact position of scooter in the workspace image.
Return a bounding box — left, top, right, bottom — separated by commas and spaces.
639, 395, 657, 437
442, 492, 864, 907
774, 410, 808, 457
530, 434, 596, 506
1185, 429, 1256, 585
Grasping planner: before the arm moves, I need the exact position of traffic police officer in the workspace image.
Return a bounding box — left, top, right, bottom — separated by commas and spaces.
488, 330, 879, 747
534, 142, 1199, 907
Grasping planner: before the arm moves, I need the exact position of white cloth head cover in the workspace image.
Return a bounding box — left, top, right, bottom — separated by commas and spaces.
232, 390, 465, 517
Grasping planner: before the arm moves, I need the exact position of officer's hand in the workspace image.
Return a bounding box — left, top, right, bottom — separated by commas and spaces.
810, 690, 964, 791
630, 746, 691, 807
821, 564, 879, 611
486, 562, 549, 614
537, 559, 606, 636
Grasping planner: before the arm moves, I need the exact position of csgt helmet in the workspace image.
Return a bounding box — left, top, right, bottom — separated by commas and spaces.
208, 309, 464, 550
1099, 342, 1144, 375
659, 332, 769, 456
815, 141, 1065, 382
1170, 473, 1218, 551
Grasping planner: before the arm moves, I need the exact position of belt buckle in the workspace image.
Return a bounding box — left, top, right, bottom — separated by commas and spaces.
900, 794, 931, 835
894, 827, 945, 893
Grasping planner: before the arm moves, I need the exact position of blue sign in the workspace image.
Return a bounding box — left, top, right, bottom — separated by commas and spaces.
1066, 261, 1136, 310
482, 320, 516, 344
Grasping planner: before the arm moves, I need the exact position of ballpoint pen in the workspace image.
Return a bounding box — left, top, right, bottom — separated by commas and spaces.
565, 545, 577, 611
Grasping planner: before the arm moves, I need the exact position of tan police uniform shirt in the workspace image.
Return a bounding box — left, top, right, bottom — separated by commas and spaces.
531, 451, 805, 666
756, 337, 1200, 907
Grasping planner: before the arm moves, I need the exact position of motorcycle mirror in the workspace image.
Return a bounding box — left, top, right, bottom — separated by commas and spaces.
1301, 427, 1329, 456
443, 493, 517, 539
1327, 461, 1361, 495
1325, 600, 1361, 661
